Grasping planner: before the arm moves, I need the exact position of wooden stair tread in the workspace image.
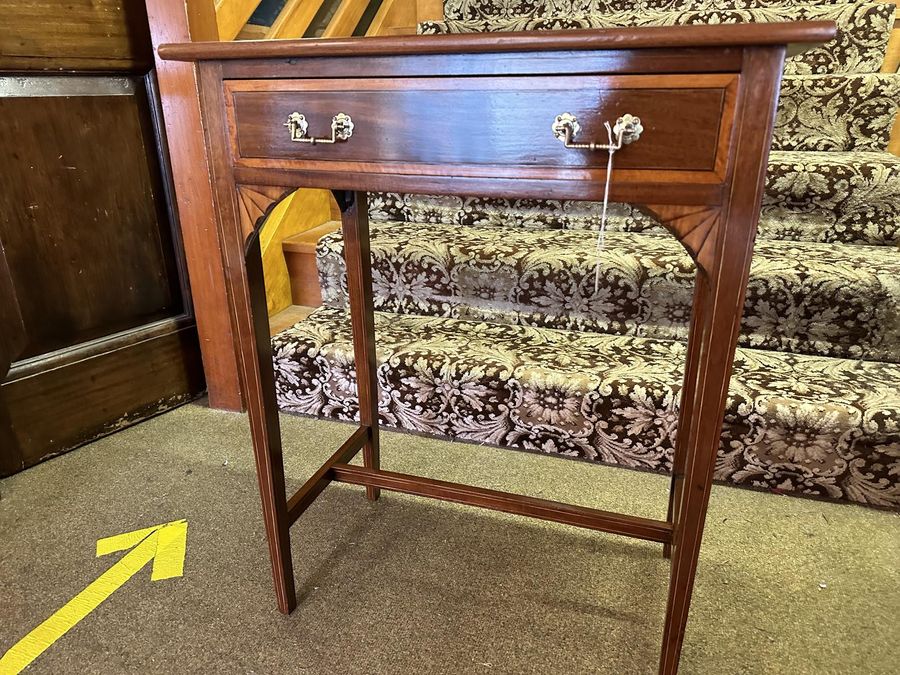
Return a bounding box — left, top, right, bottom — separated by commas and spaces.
282, 221, 341, 254
269, 305, 316, 336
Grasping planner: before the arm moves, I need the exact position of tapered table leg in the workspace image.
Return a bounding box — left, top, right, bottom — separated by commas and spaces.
334, 190, 381, 501
659, 47, 785, 673
662, 274, 710, 560
658, 276, 730, 672
245, 234, 297, 613
197, 63, 298, 613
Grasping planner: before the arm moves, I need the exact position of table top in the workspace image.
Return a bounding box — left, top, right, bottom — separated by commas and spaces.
158, 22, 836, 63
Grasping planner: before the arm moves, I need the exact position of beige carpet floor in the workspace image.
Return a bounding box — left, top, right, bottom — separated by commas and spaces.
1, 401, 898, 674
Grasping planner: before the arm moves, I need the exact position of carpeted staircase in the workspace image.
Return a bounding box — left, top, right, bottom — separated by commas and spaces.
272, 0, 900, 509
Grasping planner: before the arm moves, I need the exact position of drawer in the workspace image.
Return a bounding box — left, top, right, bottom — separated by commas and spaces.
226, 75, 737, 178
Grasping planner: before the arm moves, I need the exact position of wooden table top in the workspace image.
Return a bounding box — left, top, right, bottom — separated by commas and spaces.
158, 22, 837, 62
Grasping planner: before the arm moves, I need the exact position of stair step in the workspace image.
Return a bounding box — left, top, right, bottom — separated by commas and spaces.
443, 0, 875, 22
777, 73, 900, 153
269, 304, 316, 337
421, 2, 896, 75
315, 221, 900, 363
282, 220, 341, 254
283, 221, 341, 307
368, 151, 900, 246
271, 306, 900, 509
763, 151, 899, 244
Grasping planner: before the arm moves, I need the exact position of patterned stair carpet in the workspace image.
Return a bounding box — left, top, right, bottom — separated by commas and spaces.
274, 308, 900, 506
272, 0, 900, 509
422, 0, 896, 79
315, 220, 900, 362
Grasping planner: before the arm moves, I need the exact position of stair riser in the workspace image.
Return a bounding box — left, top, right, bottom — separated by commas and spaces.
762, 154, 900, 246
443, 0, 867, 22
368, 150, 900, 246
317, 228, 900, 363
285, 247, 324, 307
777, 74, 900, 153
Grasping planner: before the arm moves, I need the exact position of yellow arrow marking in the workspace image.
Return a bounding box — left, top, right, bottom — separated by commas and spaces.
0, 519, 188, 675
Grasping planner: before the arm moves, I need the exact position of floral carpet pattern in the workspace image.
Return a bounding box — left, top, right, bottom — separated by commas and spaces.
317, 222, 900, 363
762, 152, 899, 245
776, 74, 900, 153
271, 0, 900, 508
441, 0, 868, 21
273, 308, 900, 507
420, 3, 896, 75
364, 151, 900, 246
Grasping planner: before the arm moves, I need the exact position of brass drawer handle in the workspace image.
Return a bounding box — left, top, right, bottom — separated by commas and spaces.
552, 113, 643, 150
284, 111, 354, 145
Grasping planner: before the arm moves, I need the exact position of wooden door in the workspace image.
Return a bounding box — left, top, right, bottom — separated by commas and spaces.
0, 1, 205, 475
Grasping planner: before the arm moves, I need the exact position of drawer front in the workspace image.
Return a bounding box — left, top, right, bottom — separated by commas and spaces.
227, 75, 736, 177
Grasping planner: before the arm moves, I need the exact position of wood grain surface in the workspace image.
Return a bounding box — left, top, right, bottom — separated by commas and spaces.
146, 0, 243, 410
160, 22, 836, 61
229, 75, 732, 174
0, 0, 152, 71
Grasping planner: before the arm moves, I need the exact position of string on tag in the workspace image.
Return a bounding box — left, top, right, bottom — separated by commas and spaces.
551, 112, 642, 293
594, 121, 618, 293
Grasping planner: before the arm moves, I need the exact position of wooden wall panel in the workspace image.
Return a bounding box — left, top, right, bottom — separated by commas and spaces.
3, 323, 203, 466
0, 3, 208, 473
0, 77, 184, 359
0, 0, 152, 71
0, 240, 25, 371
0, 240, 25, 473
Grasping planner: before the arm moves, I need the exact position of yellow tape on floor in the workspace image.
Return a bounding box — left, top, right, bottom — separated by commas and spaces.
0, 519, 188, 674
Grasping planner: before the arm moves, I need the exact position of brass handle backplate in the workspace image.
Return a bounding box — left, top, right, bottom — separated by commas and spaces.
552, 113, 643, 150
284, 111, 354, 145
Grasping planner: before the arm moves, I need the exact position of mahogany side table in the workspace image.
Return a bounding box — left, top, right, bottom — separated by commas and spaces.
160, 23, 835, 673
